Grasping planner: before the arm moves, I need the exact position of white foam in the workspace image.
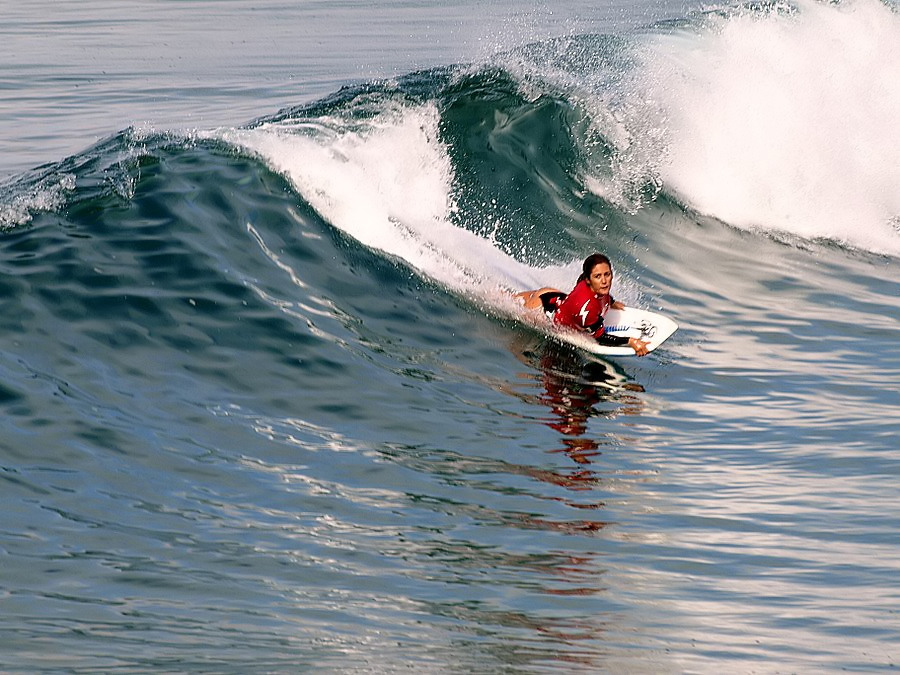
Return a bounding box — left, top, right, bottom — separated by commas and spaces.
216, 102, 569, 304
0, 173, 76, 229
618, 0, 900, 255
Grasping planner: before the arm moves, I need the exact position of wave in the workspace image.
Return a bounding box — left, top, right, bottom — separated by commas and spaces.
585, 0, 900, 254
3, 0, 897, 294
209, 0, 899, 277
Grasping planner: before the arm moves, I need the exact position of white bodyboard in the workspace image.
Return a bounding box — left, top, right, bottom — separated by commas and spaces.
545, 307, 678, 356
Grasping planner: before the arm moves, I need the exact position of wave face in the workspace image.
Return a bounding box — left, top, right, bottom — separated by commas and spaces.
1, 1, 899, 671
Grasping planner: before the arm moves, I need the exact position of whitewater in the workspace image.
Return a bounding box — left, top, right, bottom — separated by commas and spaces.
208, 0, 900, 308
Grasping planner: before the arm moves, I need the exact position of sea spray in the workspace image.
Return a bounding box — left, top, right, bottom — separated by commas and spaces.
0, 173, 76, 229
627, 0, 900, 254
214, 101, 557, 299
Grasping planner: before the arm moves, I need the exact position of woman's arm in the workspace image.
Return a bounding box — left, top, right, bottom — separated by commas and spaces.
594, 331, 650, 356
594, 332, 629, 347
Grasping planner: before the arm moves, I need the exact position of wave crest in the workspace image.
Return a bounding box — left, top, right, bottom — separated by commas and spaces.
624, 0, 900, 254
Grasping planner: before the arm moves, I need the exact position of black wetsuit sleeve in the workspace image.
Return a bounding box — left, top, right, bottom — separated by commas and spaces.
585, 313, 628, 346
595, 332, 630, 347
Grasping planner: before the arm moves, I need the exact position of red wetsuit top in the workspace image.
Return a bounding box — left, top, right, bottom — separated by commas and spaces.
551, 279, 614, 339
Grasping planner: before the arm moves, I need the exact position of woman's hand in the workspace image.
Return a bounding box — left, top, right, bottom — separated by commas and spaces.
628, 337, 650, 356
612, 300, 626, 310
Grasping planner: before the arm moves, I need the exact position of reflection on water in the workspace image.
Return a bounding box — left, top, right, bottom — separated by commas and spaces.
511, 337, 646, 466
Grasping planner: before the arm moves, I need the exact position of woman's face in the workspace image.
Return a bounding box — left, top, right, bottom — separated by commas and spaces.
586, 262, 613, 295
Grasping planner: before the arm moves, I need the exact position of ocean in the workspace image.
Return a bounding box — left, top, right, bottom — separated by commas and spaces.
2, 0, 898, 671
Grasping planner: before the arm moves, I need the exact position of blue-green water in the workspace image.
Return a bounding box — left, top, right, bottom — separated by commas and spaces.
2, 1, 899, 671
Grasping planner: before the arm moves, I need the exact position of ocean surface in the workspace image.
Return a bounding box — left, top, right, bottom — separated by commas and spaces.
2, 0, 899, 671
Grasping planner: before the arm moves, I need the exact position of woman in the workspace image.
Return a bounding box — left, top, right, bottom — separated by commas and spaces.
516, 253, 650, 356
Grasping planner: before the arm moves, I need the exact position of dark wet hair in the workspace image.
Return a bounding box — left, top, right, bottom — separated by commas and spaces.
577, 253, 612, 282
